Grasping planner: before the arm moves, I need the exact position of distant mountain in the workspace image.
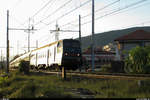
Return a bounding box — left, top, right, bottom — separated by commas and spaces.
76, 26, 150, 50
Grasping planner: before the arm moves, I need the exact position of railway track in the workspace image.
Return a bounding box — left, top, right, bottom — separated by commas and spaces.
34, 69, 150, 80
9, 67, 150, 80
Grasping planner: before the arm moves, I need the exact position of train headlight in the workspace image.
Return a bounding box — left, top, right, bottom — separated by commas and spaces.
65, 53, 68, 56
77, 53, 80, 56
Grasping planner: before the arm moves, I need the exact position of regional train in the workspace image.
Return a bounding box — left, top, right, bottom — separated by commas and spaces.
10, 39, 82, 71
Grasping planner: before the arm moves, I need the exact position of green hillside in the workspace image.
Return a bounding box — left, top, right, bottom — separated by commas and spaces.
77, 26, 150, 50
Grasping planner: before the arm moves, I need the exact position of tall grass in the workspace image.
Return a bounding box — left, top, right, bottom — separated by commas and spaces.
1, 71, 150, 98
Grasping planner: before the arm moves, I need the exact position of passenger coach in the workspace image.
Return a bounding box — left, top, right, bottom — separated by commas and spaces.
30, 39, 82, 70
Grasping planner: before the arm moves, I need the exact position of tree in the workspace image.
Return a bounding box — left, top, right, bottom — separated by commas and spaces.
18, 60, 30, 74
124, 46, 150, 74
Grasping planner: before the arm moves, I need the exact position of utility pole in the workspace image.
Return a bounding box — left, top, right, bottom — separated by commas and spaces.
8, 11, 37, 68
55, 21, 59, 41
79, 15, 82, 72
6, 10, 9, 73
50, 22, 79, 41
9, 19, 37, 54
91, 0, 95, 72
79, 15, 81, 50
36, 40, 38, 48
28, 18, 31, 52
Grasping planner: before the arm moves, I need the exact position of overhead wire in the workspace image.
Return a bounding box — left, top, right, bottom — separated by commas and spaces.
9, 15, 27, 28
35, 0, 73, 26
42, 0, 57, 17
62, 0, 148, 34
36, 0, 91, 30
45, 0, 91, 25
81, 0, 148, 26
60, 0, 120, 28
31, 0, 55, 19
23, 0, 149, 40
21, 0, 56, 27
110, 0, 150, 17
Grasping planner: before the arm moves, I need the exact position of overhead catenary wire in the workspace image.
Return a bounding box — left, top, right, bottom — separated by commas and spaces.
60, 0, 148, 29
62, 0, 149, 34
81, 0, 147, 26
35, 0, 73, 26
37, 0, 146, 36
83, 0, 120, 19
36, 0, 91, 30
15, 0, 149, 39
20, 0, 56, 27
110, 0, 150, 17
42, 0, 57, 17
60, 0, 120, 28
31, 0, 55, 19
9, 15, 27, 28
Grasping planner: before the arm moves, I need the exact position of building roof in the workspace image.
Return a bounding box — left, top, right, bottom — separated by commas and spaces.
114, 30, 150, 41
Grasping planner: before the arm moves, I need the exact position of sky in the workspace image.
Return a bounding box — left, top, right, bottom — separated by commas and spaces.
0, 0, 150, 60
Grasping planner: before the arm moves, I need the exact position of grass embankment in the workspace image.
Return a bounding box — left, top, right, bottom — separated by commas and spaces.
1, 71, 150, 98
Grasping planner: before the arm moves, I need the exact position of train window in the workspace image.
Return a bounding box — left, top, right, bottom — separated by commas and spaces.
64, 42, 80, 48
72, 42, 80, 48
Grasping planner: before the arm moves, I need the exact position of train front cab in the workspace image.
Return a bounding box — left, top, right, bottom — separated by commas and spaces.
61, 39, 82, 70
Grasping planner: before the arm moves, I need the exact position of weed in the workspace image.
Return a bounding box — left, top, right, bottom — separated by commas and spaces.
1, 71, 150, 98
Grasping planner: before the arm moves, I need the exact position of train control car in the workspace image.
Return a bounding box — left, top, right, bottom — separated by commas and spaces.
30, 39, 82, 70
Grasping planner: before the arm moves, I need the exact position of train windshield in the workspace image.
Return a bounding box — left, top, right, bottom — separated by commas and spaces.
63, 40, 80, 48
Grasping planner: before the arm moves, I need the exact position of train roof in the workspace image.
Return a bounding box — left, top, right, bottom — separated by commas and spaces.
31, 39, 79, 52
31, 39, 62, 52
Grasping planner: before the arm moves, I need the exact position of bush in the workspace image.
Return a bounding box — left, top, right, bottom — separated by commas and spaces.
124, 46, 150, 74
18, 60, 30, 75
0, 76, 8, 87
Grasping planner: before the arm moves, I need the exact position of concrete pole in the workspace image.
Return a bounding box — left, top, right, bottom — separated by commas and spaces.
28, 18, 31, 52
36, 40, 38, 48
79, 15, 81, 47
6, 10, 9, 73
91, 0, 95, 72
79, 15, 82, 72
